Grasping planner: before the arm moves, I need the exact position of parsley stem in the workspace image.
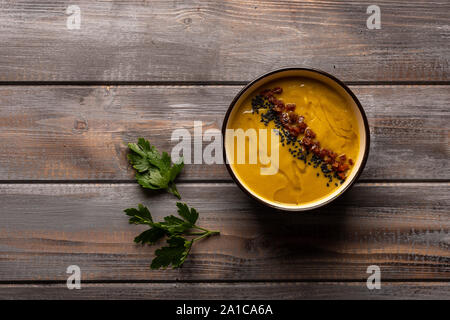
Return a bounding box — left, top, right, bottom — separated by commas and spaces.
186, 232, 205, 236
168, 183, 181, 199
192, 230, 220, 242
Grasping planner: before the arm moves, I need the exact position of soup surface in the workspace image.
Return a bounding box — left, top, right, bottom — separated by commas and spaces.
226, 77, 360, 206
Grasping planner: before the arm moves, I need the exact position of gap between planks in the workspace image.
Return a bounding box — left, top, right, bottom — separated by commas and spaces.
0, 180, 448, 185
1, 279, 449, 285
0, 81, 449, 86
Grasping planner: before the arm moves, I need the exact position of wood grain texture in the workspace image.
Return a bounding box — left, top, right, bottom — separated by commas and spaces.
0, 0, 448, 82
0, 85, 448, 181
0, 282, 448, 300
0, 182, 448, 281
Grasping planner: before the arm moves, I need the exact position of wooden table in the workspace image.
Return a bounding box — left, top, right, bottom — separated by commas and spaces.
0, 0, 448, 300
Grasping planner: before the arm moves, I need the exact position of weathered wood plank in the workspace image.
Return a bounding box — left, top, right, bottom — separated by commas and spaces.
0, 1, 448, 82
0, 85, 448, 181
0, 182, 448, 281
0, 282, 448, 300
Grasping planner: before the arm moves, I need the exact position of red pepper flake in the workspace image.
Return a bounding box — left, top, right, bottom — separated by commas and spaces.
338, 163, 349, 172
273, 105, 283, 113
311, 144, 321, 155
339, 154, 346, 162
280, 112, 289, 125
289, 126, 301, 137
331, 161, 340, 171
320, 148, 329, 159
286, 103, 296, 111
276, 101, 285, 109
288, 112, 298, 123
349, 159, 354, 165
297, 121, 307, 134
302, 137, 313, 148
268, 96, 277, 104
305, 128, 316, 138
338, 172, 346, 180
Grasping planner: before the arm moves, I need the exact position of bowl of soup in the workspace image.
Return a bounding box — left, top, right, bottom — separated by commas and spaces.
222, 68, 370, 211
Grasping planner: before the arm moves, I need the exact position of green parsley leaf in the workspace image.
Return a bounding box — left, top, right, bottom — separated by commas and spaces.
127, 153, 151, 172
151, 236, 192, 269
124, 202, 220, 269
124, 204, 166, 245
176, 202, 199, 225
127, 138, 184, 199
160, 215, 192, 234
134, 228, 166, 245
124, 203, 153, 224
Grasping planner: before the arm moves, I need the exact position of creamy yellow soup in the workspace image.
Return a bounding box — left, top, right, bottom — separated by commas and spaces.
226, 77, 360, 206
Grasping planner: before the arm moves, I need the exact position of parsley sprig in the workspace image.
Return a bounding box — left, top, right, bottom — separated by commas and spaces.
127, 138, 184, 199
125, 202, 220, 269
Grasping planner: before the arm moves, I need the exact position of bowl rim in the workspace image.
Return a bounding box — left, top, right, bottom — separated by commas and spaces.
221, 67, 371, 212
